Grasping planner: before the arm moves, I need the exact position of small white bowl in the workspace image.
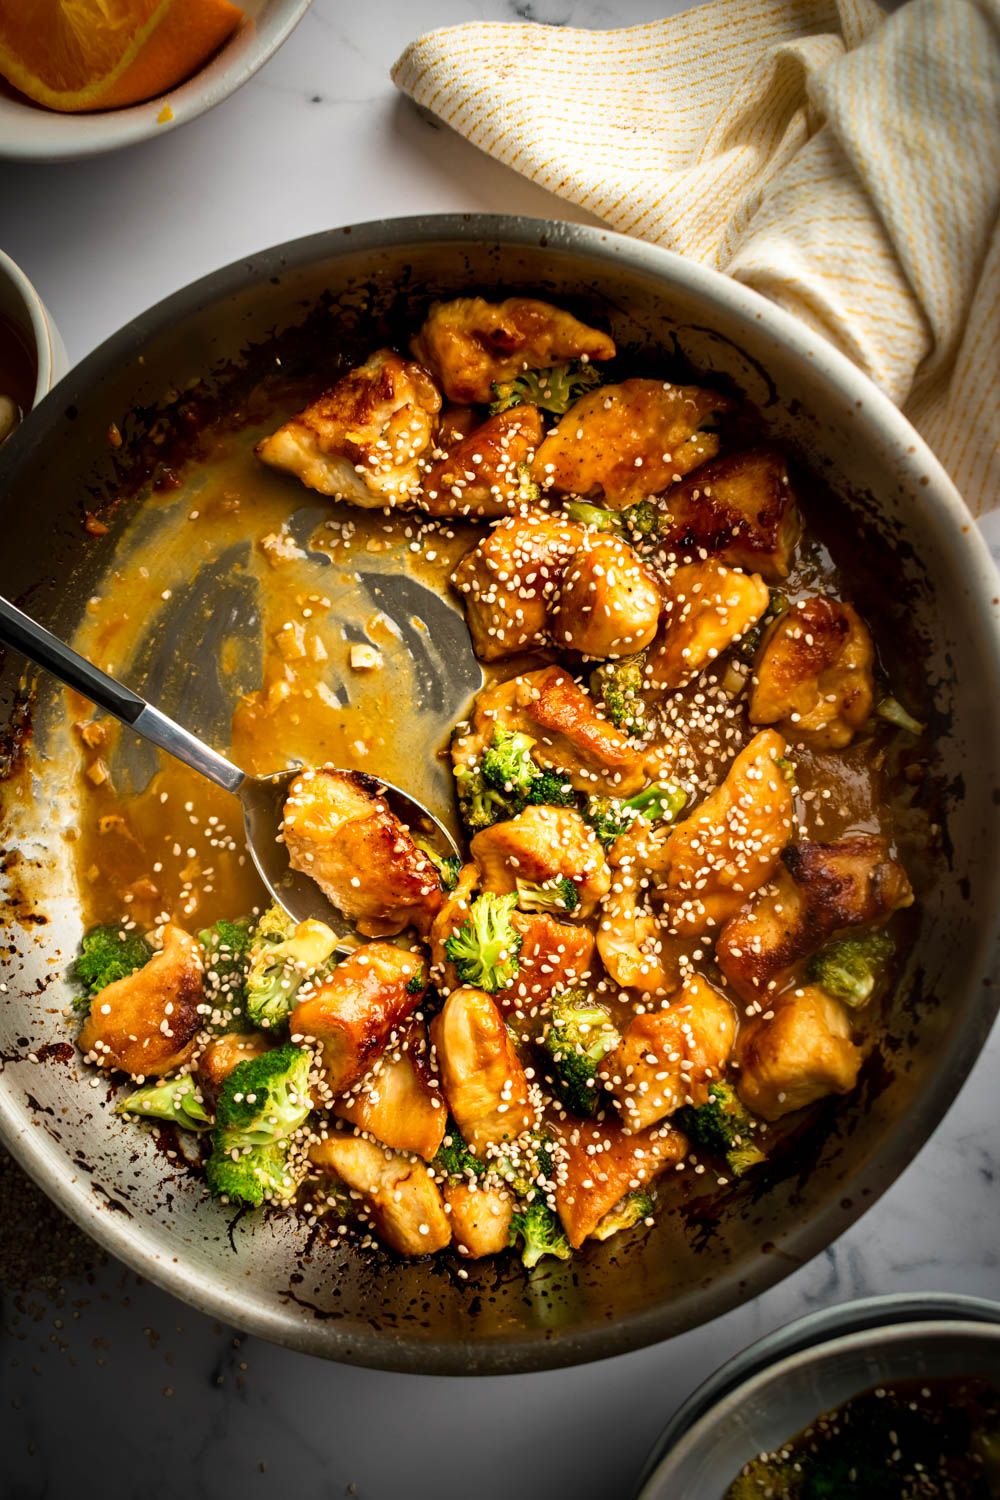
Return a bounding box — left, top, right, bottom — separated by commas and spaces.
0, 0, 312, 163
0, 248, 68, 411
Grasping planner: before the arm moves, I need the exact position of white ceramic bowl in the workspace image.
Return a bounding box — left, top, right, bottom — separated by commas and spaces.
0, 0, 312, 162
0, 247, 68, 407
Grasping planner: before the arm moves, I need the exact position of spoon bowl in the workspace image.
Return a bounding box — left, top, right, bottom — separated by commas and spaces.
240, 767, 460, 940
0, 594, 459, 946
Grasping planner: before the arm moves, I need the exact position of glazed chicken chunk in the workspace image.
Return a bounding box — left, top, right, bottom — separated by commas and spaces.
645, 559, 770, 693
655, 448, 801, 581
735, 985, 862, 1121
749, 595, 875, 749
333, 1025, 446, 1162
444, 1181, 515, 1258
551, 534, 663, 658
422, 404, 544, 517
717, 834, 914, 1003
515, 665, 647, 796
282, 767, 443, 937
256, 349, 441, 507
291, 942, 426, 1097
555, 1119, 687, 1247
531, 380, 728, 508
642, 729, 794, 933
78, 923, 203, 1078
598, 824, 685, 996
309, 1133, 451, 1254
411, 296, 615, 405
471, 805, 611, 920
607, 975, 737, 1132
451, 510, 585, 660
430, 986, 537, 1153
507, 913, 596, 1013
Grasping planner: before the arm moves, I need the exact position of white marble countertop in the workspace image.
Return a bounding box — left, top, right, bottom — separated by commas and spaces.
0, 2, 997, 1496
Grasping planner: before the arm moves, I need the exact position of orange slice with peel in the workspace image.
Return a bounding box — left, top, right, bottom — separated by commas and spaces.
0, 0, 244, 114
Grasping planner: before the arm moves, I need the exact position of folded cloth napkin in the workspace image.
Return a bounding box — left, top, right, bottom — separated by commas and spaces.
393, 0, 999, 518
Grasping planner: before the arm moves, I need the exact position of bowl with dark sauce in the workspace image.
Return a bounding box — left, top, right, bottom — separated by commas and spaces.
0, 247, 68, 440
637, 1294, 1000, 1498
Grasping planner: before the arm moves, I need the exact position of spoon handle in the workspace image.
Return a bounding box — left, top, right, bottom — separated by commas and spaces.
0, 594, 246, 795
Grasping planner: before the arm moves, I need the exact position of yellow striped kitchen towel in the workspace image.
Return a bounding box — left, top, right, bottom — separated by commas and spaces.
393, 0, 999, 518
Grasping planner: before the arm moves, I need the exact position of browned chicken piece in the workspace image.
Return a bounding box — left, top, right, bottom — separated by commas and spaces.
422, 404, 544, 517
551, 534, 663, 658
197, 1032, 270, 1106
411, 296, 615, 405
749, 595, 875, 749
291, 942, 425, 1097
334, 1026, 446, 1161
282, 767, 443, 938
505, 913, 597, 1015
645, 559, 770, 693
79, 924, 203, 1079
531, 380, 728, 508
717, 835, 913, 1004
643, 729, 794, 934
309, 1133, 451, 1254
597, 829, 685, 996
451, 510, 585, 661
555, 1119, 687, 1247
655, 448, 801, 581
444, 1181, 515, 1258
471, 805, 611, 920
735, 985, 862, 1121
430, 986, 537, 1153
517, 665, 647, 796
607, 975, 737, 1131
255, 349, 441, 507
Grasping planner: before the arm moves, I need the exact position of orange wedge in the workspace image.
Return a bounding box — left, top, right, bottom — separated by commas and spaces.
0, 0, 244, 113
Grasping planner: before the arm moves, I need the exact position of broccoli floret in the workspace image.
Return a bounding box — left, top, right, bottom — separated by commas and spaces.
205, 1044, 312, 1208
876, 694, 925, 736
414, 838, 461, 892
564, 499, 622, 533
564, 498, 663, 543
116, 1074, 212, 1132
213, 1043, 313, 1148
591, 652, 648, 734
198, 915, 254, 1000
522, 768, 576, 808
736, 587, 789, 664
73, 925, 153, 1012
509, 1202, 572, 1269
433, 1122, 486, 1180
674, 1082, 765, 1178
807, 929, 895, 1007
489, 360, 601, 417
516, 461, 541, 503
482, 728, 538, 801
444, 892, 522, 993
515, 875, 580, 915
463, 729, 576, 831
454, 763, 513, 833
620, 498, 660, 538
590, 1188, 654, 1242
205, 1141, 295, 1208
244, 908, 338, 1031
542, 992, 620, 1117
494, 1130, 555, 1199
583, 779, 688, 847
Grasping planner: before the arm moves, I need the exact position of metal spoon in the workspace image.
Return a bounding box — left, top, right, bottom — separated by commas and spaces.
0, 594, 459, 945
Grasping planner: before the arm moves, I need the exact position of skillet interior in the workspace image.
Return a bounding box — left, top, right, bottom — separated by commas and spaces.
0, 216, 998, 1374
